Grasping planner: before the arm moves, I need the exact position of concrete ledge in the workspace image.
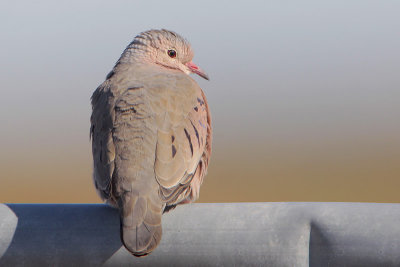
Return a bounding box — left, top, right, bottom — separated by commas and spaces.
1, 202, 400, 266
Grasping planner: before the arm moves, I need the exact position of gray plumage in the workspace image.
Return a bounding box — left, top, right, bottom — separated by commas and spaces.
90, 29, 212, 256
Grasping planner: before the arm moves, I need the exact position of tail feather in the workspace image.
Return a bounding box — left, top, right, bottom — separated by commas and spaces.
121, 221, 162, 256
119, 191, 163, 257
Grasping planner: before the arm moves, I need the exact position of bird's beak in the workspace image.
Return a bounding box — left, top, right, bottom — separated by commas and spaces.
185, 61, 209, 80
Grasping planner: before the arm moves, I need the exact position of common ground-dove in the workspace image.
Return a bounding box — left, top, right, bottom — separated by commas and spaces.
90, 29, 212, 256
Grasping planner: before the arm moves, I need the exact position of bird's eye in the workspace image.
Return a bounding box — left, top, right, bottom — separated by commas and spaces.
167, 49, 177, 58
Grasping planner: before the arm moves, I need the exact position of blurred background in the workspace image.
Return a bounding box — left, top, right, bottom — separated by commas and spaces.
0, 0, 399, 203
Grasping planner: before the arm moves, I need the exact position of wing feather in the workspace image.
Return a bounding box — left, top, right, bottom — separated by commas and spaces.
90, 81, 117, 205
152, 77, 212, 207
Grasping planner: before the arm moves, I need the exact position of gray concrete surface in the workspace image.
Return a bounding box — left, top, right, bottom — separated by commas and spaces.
0, 202, 400, 266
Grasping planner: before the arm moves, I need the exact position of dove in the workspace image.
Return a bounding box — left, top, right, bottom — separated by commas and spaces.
90, 29, 212, 257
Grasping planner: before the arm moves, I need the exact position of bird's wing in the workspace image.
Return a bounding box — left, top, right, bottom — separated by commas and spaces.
150, 75, 212, 206
90, 80, 116, 204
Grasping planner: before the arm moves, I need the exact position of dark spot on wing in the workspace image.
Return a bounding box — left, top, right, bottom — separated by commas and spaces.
171, 135, 175, 143
197, 97, 204, 106
198, 119, 206, 129
184, 128, 193, 156
194, 106, 198, 112
190, 120, 200, 147
172, 145, 177, 157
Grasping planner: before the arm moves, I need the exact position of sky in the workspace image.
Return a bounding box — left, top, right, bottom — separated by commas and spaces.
0, 0, 399, 203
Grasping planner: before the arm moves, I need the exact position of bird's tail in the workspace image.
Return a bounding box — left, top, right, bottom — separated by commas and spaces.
118, 190, 163, 257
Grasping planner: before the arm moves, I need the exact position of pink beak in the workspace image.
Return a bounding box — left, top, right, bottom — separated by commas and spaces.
185, 61, 209, 80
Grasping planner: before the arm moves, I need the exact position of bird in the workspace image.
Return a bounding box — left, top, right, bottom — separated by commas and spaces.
90, 29, 212, 257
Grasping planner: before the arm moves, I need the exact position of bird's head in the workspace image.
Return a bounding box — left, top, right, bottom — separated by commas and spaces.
124, 29, 209, 80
